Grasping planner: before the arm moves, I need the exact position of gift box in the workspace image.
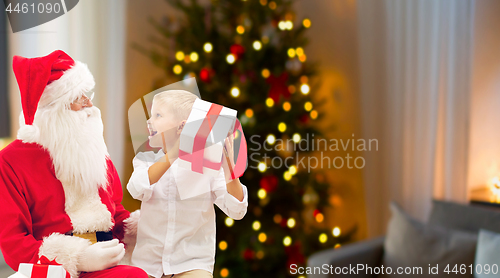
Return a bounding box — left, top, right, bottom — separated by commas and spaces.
179, 99, 237, 178
18, 256, 70, 278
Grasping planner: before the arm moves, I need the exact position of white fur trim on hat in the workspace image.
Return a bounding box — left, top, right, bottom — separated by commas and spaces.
38, 61, 95, 109
17, 124, 39, 143
38, 233, 92, 278
17, 61, 94, 143
120, 210, 140, 265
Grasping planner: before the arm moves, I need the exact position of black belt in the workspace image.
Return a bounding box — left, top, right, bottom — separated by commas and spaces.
65, 231, 114, 243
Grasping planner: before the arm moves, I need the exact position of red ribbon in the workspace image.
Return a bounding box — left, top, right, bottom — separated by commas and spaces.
39, 256, 57, 265
31, 256, 70, 278
178, 149, 222, 171
191, 103, 223, 173
179, 102, 248, 179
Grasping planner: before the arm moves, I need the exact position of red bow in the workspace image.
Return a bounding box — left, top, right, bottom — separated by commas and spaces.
39, 256, 58, 265
31, 256, 70, 278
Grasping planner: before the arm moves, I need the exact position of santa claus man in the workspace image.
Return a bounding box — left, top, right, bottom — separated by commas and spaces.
0, 50, 146, 278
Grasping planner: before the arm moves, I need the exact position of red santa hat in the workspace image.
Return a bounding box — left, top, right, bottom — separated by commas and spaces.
13, 50, 95, 142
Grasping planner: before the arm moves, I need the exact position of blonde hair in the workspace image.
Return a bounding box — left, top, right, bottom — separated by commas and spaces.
152, 90, 199, 121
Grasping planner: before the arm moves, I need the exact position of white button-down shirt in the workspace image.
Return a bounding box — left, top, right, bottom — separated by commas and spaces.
127, 151, 248, 278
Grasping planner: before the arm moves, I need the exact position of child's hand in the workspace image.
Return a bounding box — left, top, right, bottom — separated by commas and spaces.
222, 131, 244, 201
222, 132, 236, 183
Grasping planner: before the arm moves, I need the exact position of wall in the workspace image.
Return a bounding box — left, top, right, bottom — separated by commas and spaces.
294, 0, 367, 240
0, 9, 9, 138
122, 0, 175, 210
467, 0, 500, 192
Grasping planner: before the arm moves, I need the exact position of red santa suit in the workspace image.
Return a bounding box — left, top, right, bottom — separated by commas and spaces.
0, 50, 145, 278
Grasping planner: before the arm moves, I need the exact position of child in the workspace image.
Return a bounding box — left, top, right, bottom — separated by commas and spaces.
127, 90, 248, 278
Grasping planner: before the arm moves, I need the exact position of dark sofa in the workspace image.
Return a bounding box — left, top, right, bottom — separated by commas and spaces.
307, 200, 500, 278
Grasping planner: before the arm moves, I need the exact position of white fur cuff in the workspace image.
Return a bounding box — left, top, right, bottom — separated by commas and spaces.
38, 233, 92, 278
124, 210, 140, 238
120, 210, 140, 265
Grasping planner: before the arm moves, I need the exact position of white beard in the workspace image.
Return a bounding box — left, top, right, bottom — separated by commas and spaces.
35, 106, 109, 197
28, 106, 114, 233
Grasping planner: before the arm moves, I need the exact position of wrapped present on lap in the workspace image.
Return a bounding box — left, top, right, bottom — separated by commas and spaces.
17, 256, 70, 278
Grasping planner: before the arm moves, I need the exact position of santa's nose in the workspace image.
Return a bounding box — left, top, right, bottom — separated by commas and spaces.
84, 99, 93, 108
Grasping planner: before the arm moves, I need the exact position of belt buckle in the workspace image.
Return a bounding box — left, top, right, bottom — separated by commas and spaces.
73, 232, 97, 244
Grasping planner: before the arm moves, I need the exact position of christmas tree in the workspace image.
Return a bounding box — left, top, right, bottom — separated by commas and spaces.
137, 0, 353, 277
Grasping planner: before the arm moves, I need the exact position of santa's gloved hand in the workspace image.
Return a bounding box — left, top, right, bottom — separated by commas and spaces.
77, 239, 125, 272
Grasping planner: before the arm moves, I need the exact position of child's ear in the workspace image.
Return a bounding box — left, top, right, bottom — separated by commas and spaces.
177, 120, 186, 135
